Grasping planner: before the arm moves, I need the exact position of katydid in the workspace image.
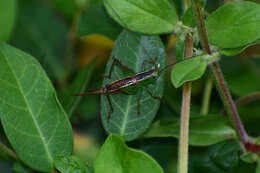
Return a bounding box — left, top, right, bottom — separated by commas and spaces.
74, 55, 168, 120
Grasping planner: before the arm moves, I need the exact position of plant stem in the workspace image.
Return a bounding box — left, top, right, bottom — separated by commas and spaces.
220, 91, 260, 114
177, 35, 193, 173
191, 0, 249, 144
0, 141, 19, 161
201, 76, 213, 115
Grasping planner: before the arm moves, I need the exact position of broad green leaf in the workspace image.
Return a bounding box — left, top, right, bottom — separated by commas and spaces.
0, 0, 16, 41
171, 56, 207, 88
103, 0, 178, 34
94, 135, 164, 173
54, 155, 91, 173
9, 0, 68, 81
101, 30, 165, 141
78, 4, 122, 40
221, 38, 260, 56
59, 61, 95, 117
0, 42, 73, 172
189, 140, 239, 173
206, 1, 260, 48
144, 115, 236, 146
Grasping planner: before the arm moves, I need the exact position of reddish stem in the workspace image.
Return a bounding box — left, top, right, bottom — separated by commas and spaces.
191, 0, 249, 145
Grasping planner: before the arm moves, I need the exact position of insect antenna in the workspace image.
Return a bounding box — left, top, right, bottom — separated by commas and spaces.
159, 62, 176, 74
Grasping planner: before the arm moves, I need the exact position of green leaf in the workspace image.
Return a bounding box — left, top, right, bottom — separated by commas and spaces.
0, 42, 73, 172
101, 30, 166, 141
54, 155, 91, 173
190, 140, 240, 173
220, 38, 260, 56
171, 56, 207, 88
175, 33, 186, 62
206, 1, 260, 48
103, 0, 178, 34
78, 4, 122, 40
51, 0, 77, 19
59, 61, 95, 117
182, 7, 196, 28
240, 152, 258, 163
144, 115, 237, 146
257, 159, 260, 173
0, 0, 16, 41
9, 0, 69, 81
94, 135, 164, 173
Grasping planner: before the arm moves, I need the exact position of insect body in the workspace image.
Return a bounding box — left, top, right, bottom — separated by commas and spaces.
74, 56, 163, 120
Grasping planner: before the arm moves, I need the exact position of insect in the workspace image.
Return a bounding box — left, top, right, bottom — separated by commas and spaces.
74, 54, 168, 120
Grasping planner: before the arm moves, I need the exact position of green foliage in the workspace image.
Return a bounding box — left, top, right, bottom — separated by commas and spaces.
13, 162, 31, 173
94, 135, 164, 173
206, 1, 260, 48
189, 140, 240, 173
174, 34, 186, 62
78, 4, 122, 40
221, 38, 260, 56
0, 0, 16, 41
9, 0, 69, 81
59, 61, 95, 117
2, 0, 260, 172
182, 8, 196, 28
0, 42, 73, 172
103, 0, 178, 34
171, 56, 207, 88
240, 152, 258, 163
54, 155, 91, 173
144, 115, 236, 146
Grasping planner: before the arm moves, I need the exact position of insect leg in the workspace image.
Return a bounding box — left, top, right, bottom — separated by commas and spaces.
141, 57, 159, 71
106, 94, 114, 121
103, 56, 133, 79
145, 87, 164, 103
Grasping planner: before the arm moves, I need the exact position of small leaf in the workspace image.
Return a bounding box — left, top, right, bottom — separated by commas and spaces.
175, 33, 186, 62
54, 155, 91, 173
103, 0, 178, 34
94, 135, 164, 173
206, 1, 260, 48
0, 42, 73, 172
144, 115, 237, 146
171, 56, 207, 88
78, 4, 122, 40
0, 0, 16, 41
101, 30, 165, 141
240, 152, 259, 163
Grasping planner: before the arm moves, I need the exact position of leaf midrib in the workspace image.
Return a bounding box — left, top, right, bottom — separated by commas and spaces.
1, 51, 53, 162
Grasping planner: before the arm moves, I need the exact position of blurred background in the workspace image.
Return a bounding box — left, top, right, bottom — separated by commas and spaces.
1, 0, 260, 172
